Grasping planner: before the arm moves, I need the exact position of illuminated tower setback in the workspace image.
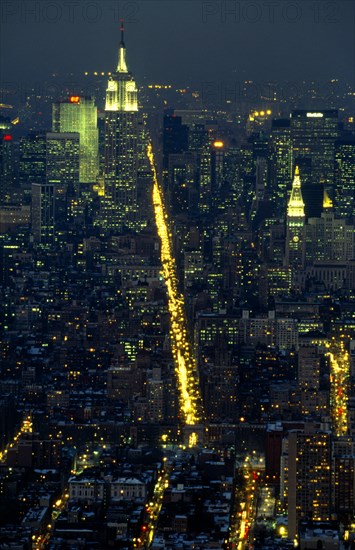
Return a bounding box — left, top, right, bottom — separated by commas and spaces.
285, 166, 305, 270
101, 23, 139, 232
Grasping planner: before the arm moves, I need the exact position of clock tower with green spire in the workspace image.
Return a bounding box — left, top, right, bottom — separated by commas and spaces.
285, 166, 305, 271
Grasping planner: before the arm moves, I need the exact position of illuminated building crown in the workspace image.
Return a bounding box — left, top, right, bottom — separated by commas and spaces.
105, 21, 138, 112
323, 189, 333, 209
287, 166, 305, 218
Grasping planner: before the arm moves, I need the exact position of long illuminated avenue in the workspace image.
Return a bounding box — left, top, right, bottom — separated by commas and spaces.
148, 143, 203, 433
327, 336, 350, 436
0, 414, 32, 463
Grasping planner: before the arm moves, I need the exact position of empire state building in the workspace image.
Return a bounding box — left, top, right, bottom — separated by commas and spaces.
101, 23, 139, 231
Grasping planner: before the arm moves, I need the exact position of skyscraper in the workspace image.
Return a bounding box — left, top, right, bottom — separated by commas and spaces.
188, 124, 212, 214
269, 119, 292, 218
211, 140, 225, 209
334, 138, 355, 219
19, 132, 47, 189
20, 131, 80, 190
290, 110, 339, 193
31, 182, 55, 243
46, 132, 80, 229
167, 152, 198, 215
0, 127, 14, 204
101, 23, 139, 232
303, 193, 354, 265
52, 96, 99, 184
26, 133, 80, 241
284, 427, 332, 539
285, 166, 305, 271
46, 132, 80, 188
162, 111, 189, 176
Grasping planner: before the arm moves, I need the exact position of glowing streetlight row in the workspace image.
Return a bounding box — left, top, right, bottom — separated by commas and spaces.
0, 415, 32, 463
148, 144, 202, 428
327, 338, 350, 437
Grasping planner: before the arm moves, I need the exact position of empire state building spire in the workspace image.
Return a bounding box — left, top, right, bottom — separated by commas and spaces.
117, 20, 128, 73
105, 22, 138, 112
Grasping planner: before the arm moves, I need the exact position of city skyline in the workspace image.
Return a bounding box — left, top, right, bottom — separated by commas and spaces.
0, 3, 355, 548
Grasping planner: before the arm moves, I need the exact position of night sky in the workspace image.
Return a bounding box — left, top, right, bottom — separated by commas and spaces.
1, 0, 354, 89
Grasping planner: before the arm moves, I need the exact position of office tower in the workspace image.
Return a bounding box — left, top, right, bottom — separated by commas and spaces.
167, 152, 198, 215
285, 427, 332, 538
237, 142, 255, 215
46, 132, 79, 187
249, 130, 269, 160
332, 437, 355, 519
163, 111, 189, 174
52, 96, 99, 184
188, 125, 212, 214
304, 193, 354, 265
31, 183, 55, 243
198, 138, 211, 214
47, 132, 80, 229
259, 266, 292, 303
0, 127, 14, 204
184, 249, 204, 290
269, 119, 292, 218
46, 132, 80, 187
222, 146, 241, 208
20, 131, 79, 184
20, 132, 79, 221
27, 133, 79, 241
297, 345, 325, 417
101, 23, 139, 232
146, 367, 164, 423
298, 345, 320, 391
250, 156, 268, 223
206, 271, 224, 313
0, 134, 14, 204
285, 166, 305, 270
199, 339, 239, 422
290, 109, 339, 193
211, 140, 225, 210
334, 138, 355, 219
19, 132, 47, 188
